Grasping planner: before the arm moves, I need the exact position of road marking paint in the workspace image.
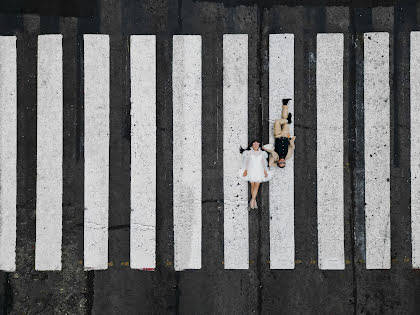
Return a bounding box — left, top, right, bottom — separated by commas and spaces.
410, 31, 420, 269
130, 35, 156, 269
173, 35, 202, 270
0, 36, 17, 272
316, 33, 345, 270
364, 32, 391, 269
269, 34, 295, 270
223, 34, 249, 269
83, 34, 110, 270
36, 35, 63, 271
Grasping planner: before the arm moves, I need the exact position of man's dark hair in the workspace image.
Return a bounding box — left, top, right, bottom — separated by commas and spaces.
278, 159, 286, 168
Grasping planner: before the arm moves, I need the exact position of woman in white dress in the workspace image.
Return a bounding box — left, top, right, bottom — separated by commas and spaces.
238, 139, 273, 209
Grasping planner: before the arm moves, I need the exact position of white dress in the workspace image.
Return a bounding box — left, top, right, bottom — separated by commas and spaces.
238, 148, 273, 182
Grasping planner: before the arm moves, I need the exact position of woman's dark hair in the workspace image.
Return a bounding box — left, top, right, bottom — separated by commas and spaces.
239, 139, 261, 154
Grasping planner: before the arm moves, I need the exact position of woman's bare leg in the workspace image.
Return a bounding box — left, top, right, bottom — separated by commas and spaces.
251, 182, 260, 208
250, 182, 255, 208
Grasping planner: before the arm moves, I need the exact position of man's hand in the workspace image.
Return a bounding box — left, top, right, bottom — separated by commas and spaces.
243, 170, 247, 177
264, 170, 268, 177
262, 143, 274, 152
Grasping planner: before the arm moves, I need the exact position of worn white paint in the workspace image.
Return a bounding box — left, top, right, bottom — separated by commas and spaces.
172, 35, 202, 270
364, 32, 390, 269
0, 36, 17, 272
316, 33, 344, 270
83, 34, 109, 270
130, 35, 156, 269
223, 34, 249, 269
410, 31, 420, 269
268, 34, 295, 269
36, 35, 63, 270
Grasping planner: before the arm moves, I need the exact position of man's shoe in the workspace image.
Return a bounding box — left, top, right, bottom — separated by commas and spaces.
287, 113, 292, 124
282, 98, 292, 105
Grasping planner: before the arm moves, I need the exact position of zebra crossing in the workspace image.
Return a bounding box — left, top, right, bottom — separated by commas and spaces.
36, 34, 63, 271
130, 35, 156, 270
83, 34, 110, 271
0, 32, 420, 272
411, 31, 420, 270
0, 36, 17, 273
268, 34, 295, 269
364, 32, 391, 269
173, 35, 202, 270
223, 34, 249, 269
317, 33, 344, 270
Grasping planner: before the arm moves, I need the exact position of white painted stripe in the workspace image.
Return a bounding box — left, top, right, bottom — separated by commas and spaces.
0, 36, 17, 272
364, 32, 390, 269
410, 31, 420, 269
130, 35, 156, 269
268, 34, 295, 269
83, 34, 109, 270
223, 34, 249, 269
316, 33, 344, 270
36, 35, 63, 270
172, 35, 202, 270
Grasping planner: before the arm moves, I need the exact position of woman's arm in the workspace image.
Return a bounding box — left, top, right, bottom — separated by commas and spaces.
261, 152, 267, 170
242, 151, 249, 176
241, 150, 250, 169
261, 151, 268, 177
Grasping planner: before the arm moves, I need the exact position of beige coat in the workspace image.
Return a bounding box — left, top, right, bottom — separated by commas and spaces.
262, 136, 296, 167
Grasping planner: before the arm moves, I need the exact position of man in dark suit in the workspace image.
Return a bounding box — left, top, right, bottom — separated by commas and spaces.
262, 98, 296, 168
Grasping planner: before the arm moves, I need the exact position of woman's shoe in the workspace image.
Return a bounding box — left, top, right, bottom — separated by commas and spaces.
254, 200, 258, 209
249, 201, 253, 209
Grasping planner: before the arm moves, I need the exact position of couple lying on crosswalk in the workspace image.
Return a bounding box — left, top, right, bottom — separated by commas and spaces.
238, 98, 296, 209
